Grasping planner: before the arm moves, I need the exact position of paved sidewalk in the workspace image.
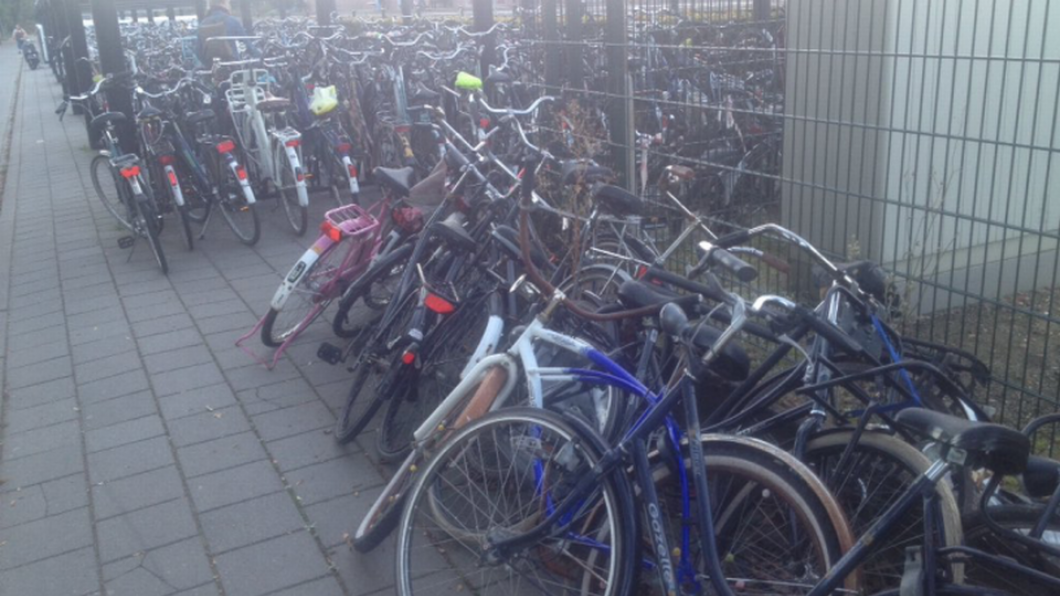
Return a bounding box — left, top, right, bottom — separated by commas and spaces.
0, 54, 401, 595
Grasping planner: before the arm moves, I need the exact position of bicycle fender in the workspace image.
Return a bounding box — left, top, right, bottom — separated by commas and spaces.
342, 155, 360, 195
163, 165, 185, 207
284, 145, 309, 207
225, 155, 256, 205
460, 312, 505, 381
269, 237, 336, 310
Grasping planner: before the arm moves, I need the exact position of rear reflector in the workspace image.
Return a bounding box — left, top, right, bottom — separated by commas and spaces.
320, 221, 342, 242
120, 165, 140, 178
216, 139, 235, 153
236, 167, 248, 181
159, 155, 175, 165
424, 293, 455, 315
401, 351, 416, 365
347, 164, 357, 178
167, 170, 178, 186
285, 139, 301, 148
337, 142, 351, 153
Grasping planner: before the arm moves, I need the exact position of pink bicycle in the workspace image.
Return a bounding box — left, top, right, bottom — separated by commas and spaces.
237, 169, 422, 368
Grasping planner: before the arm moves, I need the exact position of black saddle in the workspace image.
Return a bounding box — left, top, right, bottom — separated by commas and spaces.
560, 160, 614, 186
136, 106, 163, 120
374, 166, 416, 197
409, 83, 440, 106
89, 112, 127, 138
593, 184, 643, 217
186, 109, 216, 126
659, 303, 750, 382
896, 408, 1030, 475
617, 280, 700, 312
429, 214, 476, 253
1022, 455, 1060, 498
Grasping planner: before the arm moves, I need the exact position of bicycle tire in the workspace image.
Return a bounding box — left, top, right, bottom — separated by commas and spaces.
558, 263, 633, 305
278, 146, 308, 236
133, 192, 169, 276
376, 292, 492, 462
334, 291, 418, 444
332, 242, 414, 338
961, 504, 1060, 596
638, 434, 857, 595
216, 157, 260, 246
396, 408, 636, 596
803, 430, 964, 593
90, 154, 133, 230
260, 242, 346, 348
355, 364, 513, 552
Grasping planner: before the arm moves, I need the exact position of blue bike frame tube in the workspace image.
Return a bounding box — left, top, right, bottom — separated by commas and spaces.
633, 438, 680, 596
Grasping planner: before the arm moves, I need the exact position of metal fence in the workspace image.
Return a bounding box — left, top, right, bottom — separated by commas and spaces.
509, 0, 1060, 427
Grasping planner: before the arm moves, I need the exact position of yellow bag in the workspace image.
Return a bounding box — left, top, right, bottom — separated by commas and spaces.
309, 85, 339, 116
454, 72, 482, 91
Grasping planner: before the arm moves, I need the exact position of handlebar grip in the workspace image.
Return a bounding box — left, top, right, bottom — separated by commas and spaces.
709, 248, 758, 283
796, 305, 863, 355
714, 229, 751, 248
641, 268, 728, 305
758, 252, 791, 275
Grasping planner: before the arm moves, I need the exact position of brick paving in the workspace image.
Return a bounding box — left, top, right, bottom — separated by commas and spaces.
0, 51, 401, 595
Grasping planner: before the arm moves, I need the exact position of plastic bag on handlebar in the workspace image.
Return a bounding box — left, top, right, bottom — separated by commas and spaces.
455, 71, 482, 91
309, 85, 339, 116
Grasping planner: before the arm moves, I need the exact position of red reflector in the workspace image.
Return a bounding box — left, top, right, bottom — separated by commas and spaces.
296, 170, 305, 183
636, 265, 647, 279
216, 140, 235, 153
320, 221, 342, 242
347, 164, 357, 178
236, 167, 248, 181
159, 155, 175, 165
401, 351, 416, 365
479, 118, 490, 129
285, 139, 301, 148
337, 142, 351, 153
120, 165, 140, 178
394, 125, 409, 134
167, 170, 178, 186
424, 293, 455, 315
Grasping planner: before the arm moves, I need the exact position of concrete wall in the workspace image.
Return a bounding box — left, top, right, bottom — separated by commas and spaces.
782, 0, 1060, 313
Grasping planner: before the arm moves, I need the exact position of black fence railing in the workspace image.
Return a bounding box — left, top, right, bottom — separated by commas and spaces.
502, 0, 1060, 429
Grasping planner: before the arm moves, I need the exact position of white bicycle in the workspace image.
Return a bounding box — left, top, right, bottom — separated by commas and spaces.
223, 61, 310, 235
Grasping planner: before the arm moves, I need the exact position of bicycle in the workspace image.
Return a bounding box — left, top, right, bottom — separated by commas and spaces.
75, 75, 169, 275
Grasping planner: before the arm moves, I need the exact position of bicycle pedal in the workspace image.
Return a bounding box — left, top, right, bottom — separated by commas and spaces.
317, 342, 343, 365
117, 236, 135, 249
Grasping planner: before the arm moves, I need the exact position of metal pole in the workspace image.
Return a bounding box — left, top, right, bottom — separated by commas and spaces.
541, 0, 560, 91
240, 0, 253, 31
565, 0, 583, 88
400, 0, 412, 24
605, 0, 631, 188
91, 0, 138, 152
473, 0, 494, 77
316, 0, 336, 26
64, 0, 92, 103
146, 8, 155, 23
196, 0, 206, 20
754, 0, 771, 21
166, 5, 176, 24
50, 0, 73, 99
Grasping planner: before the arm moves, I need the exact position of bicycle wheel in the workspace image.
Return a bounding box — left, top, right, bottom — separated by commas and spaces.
334, 291, 418, 444
639, 435, 856, 595
356, 364, 513, 552
260, 242, 347, 348
216, 158, 260, 246
961, 504, 1060, 596
559, 264, 632, 305
803, 430, 964, 594
332, 242, 414, 338
376, 292, 492, 462
132, 191, 169, 275
277, 146, 308, 236
91, 154, 133, 230
396, 408, 636, 596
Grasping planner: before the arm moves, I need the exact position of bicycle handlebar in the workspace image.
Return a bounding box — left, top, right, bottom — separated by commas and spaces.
476, 94, 555, 118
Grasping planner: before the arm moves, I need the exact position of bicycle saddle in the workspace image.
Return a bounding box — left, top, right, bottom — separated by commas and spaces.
89, 112, 127, 137
409, 82, 440, 105
560, 159, 614, 186
593, 184, 643, 217
185, 109, 216, 125
430, 213, 477, 253
374, 166, 416, 197
256, 96, 291, 112
136, 106, 163, 120
896, 408, 1030, 475
485, 71, 512, 85
491, 225, 550, 270
659, 303, 750, 382
1022, 455, 1060, 498
617, 279, 700, 312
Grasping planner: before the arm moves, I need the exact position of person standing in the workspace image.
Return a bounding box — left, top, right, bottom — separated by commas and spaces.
196, 0, 250, 63
13, 25, 27, 54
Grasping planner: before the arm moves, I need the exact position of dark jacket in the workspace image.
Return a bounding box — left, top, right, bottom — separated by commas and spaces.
196, 7, 247, 63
